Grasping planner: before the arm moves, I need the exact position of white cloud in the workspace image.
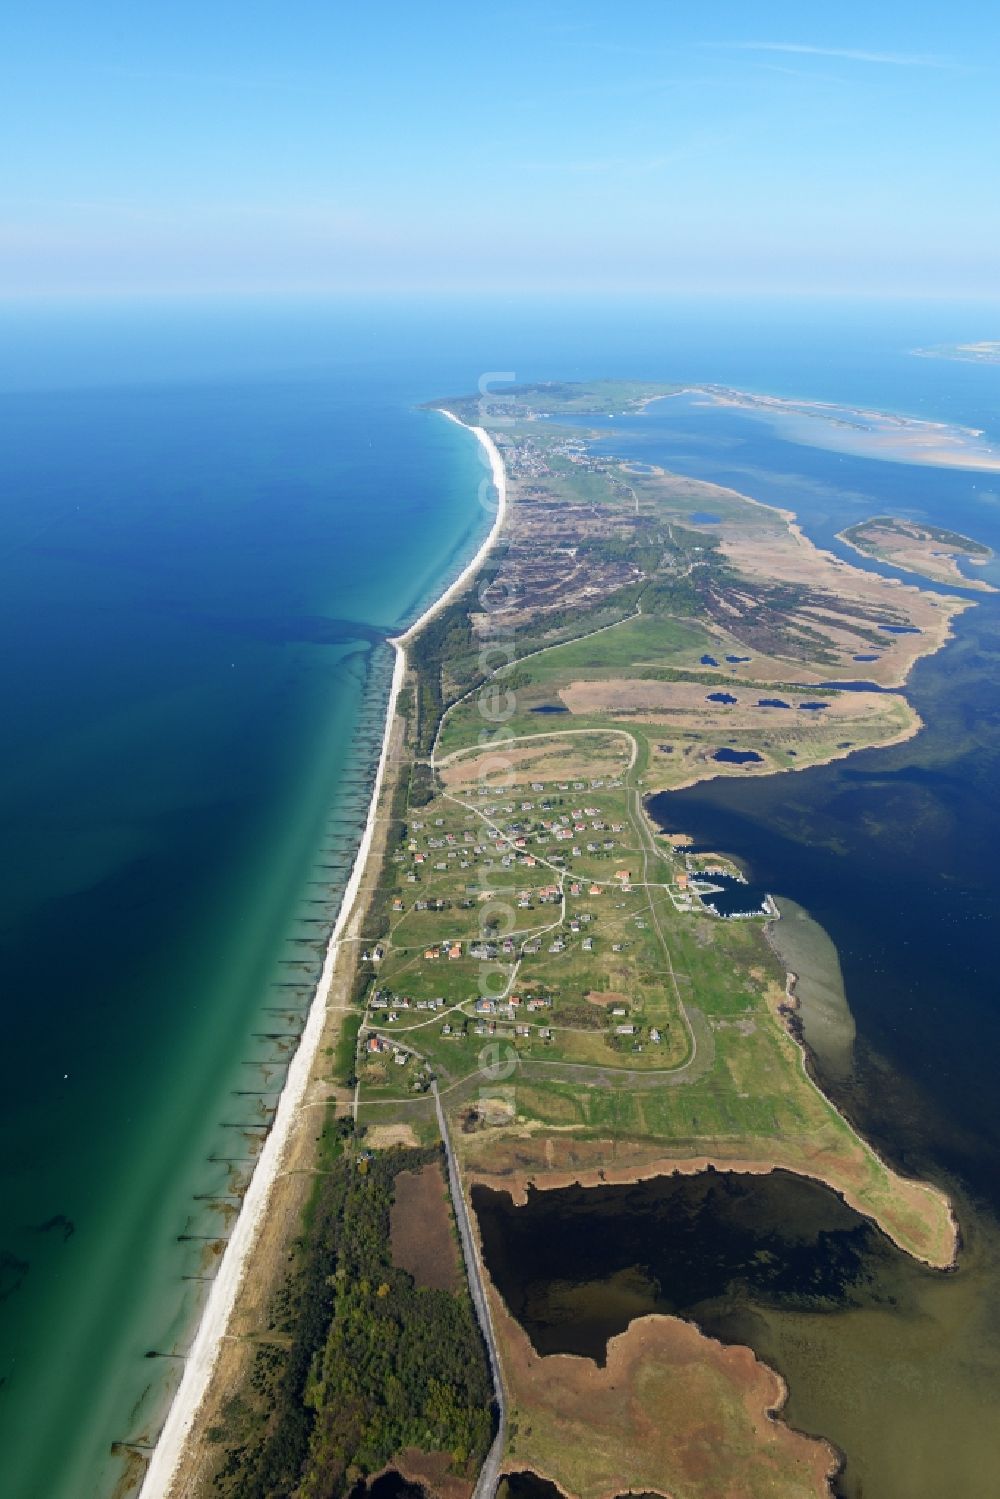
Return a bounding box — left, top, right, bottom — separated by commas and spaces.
721, 42, 954, 68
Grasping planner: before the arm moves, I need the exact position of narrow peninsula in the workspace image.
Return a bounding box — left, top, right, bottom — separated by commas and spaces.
142, 381, 987, 1499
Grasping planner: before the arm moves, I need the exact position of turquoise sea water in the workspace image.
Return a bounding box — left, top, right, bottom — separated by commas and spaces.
2, 296, 1000, 1497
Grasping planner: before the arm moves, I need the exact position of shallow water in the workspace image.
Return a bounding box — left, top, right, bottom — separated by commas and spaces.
766, 898, 855, 1082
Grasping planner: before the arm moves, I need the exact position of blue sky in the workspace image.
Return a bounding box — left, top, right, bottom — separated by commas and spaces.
1, 0, 997, 297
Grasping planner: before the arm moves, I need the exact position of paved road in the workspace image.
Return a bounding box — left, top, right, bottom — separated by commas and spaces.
432, 1080, 507, 1499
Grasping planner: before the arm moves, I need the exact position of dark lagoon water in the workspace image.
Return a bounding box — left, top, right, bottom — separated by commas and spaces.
3, 294, 1000, 1496
498, 1475, 564, 1499
474, 1171, 920, 1363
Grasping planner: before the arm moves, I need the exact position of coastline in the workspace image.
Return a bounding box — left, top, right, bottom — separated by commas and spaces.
139, 410, 506, 1498
468, 1128, 957, 1273
668, 385, 1000, 472
484, 1273, 841, 1499
396, 414, 507, 645
645, 700, 926, 798
140, 643, 408, 1499
765, 960, 960, 1271
735, 490, 972, 689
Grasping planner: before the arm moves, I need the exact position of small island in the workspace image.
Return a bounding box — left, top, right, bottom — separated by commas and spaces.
838, 515, 995, 592
914, 340, 1000, 366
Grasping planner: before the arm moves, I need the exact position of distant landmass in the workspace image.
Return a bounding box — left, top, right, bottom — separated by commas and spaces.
913, 340, 1000, 365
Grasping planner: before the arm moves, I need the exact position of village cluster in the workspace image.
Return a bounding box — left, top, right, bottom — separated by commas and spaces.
356, 770, 696, 1085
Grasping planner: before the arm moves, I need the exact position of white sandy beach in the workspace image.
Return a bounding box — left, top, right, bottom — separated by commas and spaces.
396, 414, 507, 644
139, 411, 506, 1498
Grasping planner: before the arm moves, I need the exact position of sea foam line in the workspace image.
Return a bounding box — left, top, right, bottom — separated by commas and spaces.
140, 412, 505, 1497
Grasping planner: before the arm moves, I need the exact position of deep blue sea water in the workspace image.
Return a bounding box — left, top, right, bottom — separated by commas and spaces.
2, 295, 1000, 1497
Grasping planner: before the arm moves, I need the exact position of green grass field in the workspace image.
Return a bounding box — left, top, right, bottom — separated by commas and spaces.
365, 387, 958, 1270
